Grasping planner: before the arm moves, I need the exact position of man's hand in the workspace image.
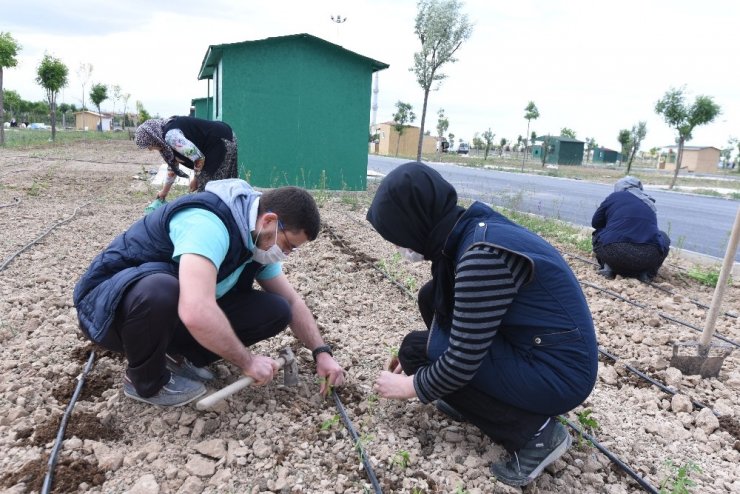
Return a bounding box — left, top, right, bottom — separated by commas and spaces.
316, 353, 345, 396
373, 371, 416, 400
243, 355, 280, 386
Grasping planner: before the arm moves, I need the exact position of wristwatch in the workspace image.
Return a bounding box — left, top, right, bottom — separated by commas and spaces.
312, 345, 333, 362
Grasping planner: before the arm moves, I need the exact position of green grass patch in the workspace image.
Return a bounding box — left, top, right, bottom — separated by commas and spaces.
1, 129, 130, 149
685, 265, 730, 287
499, 207, 592, 253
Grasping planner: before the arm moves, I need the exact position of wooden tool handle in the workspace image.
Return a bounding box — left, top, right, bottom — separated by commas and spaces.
195, 356, 286, 410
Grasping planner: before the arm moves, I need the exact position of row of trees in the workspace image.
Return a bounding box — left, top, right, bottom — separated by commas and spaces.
1, 31, 151, 145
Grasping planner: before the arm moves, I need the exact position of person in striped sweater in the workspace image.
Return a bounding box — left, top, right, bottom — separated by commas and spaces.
367, 162, 598, 487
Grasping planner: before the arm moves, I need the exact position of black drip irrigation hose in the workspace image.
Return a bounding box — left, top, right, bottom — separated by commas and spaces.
580, 281, 739, 349
332, 390, 383, 494
0, 203, 90, 273
561, 417, 659, 494
598, 348, 716, 415
42, 350, 96, 494
562, 251, 738, 320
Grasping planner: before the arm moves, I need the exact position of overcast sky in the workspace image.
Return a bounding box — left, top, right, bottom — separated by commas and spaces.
3, 0, 737, 151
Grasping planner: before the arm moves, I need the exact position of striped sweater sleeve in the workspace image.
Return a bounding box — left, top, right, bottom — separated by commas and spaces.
413, 244, 532, 404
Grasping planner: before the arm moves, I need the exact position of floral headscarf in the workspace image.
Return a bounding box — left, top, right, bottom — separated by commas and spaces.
134, 118, 187, 177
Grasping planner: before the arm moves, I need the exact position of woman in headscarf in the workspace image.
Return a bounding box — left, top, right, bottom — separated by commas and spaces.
135, 116, 238, 200
591, 176, 671, 282
366, 162, 598, 488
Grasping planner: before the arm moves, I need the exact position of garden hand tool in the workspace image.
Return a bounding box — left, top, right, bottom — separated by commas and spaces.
195, 347, 298, 410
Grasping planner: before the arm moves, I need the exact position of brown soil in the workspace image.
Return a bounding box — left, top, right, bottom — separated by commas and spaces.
1, 140, 739, 493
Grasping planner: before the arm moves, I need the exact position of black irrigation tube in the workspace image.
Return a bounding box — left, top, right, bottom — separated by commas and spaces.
598, 348, 716, 414
563, 251, 738, 319
580, 281, 740, 349
332, 390, 383, 494
0, 197, 21, 209
0, 203, 90, 273
325, 218, 666, 493
41, 350, 96, 494
561, 417, 659, 494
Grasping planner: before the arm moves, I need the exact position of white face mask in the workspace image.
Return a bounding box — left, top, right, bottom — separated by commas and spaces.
397, 247, 425, 263
253, 221, 287, 264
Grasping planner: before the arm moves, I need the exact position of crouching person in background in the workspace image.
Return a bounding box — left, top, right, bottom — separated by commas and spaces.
366, 162, 598, 487
591, 176, 671, 282
73, 179, 344, 407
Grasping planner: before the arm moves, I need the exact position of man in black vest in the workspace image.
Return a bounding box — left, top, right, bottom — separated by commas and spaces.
74, 179, 343, 407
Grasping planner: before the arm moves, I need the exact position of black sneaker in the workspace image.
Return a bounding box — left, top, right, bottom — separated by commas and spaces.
123, 373, 206, 407
637, 272, 652, 283
435, 399, 465, 422
490, 420, 572, 487
166, 354, 215, 382
597, 264, 615, 280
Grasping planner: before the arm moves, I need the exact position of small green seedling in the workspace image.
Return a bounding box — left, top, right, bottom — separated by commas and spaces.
453, 485, 470, 494
354, 433, 374, 462
320, 414, 340, 431
659, 460, 701, 494
393, 449, 411, 469
575, 409, 599, 449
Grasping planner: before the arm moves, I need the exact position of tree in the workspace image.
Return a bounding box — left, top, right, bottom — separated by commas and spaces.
121, 92, 131, 127
35, 53, 68, 141
58, 102, 71, 128
625, 121, 647, 174
617, 129, 632, 165
655, 87, 721, 188
584, 137, 597, 162
111, 84, 122, 127
472, 132, 483, 152
540, 135, 552, 166
0, 32, 21, 146
89, 83, 108, 131
522, 101, 539, 169
498, 137, 507, 156
448, 132, 455, 150
76, 62, 93, 129
560, 127, 576, 139
482, 128, 495, 160
436, 108, 449, 153
411, 0, 472, 160
392, 101, 415, 157
135, 100, 150, 126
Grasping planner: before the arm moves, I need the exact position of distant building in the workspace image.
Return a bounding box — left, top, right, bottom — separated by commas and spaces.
592, 147, 620, 164
196, 33, 388, 190
659, 145, 720, 173
372, 122, 436, 157
531, 136, 584, 165
74, 111, 112, 131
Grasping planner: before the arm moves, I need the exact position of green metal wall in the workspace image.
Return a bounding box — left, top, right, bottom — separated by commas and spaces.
191, 98, 213, 120
593, 148, 618, 163
556, 141, 584, 165
220, 38, 372, 190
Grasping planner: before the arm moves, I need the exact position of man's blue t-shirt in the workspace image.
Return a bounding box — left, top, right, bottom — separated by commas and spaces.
168, 208, 281, 298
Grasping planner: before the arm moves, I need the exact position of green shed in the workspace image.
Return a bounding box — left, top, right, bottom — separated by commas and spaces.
190, 97, 213, 120
592, 147, 619, 164
196, 33, 389, 190
532, 136, 584, 165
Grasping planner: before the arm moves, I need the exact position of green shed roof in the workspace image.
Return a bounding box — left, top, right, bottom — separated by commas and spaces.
197, 33, 389, 80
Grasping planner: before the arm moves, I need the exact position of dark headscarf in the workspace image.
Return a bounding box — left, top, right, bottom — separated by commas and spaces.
367, 162, 464, 324
134, 118, 188, 177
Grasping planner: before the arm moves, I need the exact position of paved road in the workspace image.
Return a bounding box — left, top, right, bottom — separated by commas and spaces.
367, 155, 740, 262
